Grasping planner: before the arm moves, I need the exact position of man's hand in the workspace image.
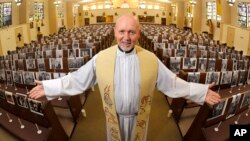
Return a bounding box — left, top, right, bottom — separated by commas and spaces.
205, 83, 221, 105
28, 80, 45, 99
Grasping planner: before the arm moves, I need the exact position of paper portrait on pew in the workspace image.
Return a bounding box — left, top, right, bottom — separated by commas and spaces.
247, 70, 250, 84
170, 57, 181, 74
231, 71, 239, 87
182, 57, 197, 70
207, 98, 228, 121
238, 70, 246, 85
22, 71, 36, 85
198, 58, 207, 72
205, 72, 220, 85
187, 72, 200, 83
240, 91, 250, 109
28, 98, 44, 116
68, 57, 84, 70
37, 59, 45, 71
36, 71, 51, 81
49, 58, 63, 70
0, 89, 5, 100
15, 93, 29, 109
6, 70, 13, 85
175, 49, 186, 57
53, 72, 66, 79
12, 71, 23, 84
0, 70, 6, 81
220, 71, 232, 85
207, 58, 216, 72
5, 91, 15, 105
221, 59, 228, 71
226, 94, 242, 119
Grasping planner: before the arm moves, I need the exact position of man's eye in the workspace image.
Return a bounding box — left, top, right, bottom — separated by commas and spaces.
119, 31, 125, 34
129, 32, 135, 35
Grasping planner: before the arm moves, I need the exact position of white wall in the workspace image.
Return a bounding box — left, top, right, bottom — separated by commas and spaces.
0, 24, 29, 55
221, 23, 250, 55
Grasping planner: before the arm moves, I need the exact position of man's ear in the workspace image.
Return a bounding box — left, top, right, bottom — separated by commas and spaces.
113, 27, 117, 37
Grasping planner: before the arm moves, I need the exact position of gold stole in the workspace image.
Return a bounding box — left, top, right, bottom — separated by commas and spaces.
96, 45, 158, 141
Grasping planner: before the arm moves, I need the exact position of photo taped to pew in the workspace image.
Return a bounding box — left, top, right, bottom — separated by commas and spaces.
15, 93, 29, 108
207, 98, 228, 121
28, 98, 44, 116
5, 91, 15, 105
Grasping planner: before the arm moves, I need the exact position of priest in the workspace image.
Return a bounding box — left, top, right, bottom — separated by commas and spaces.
29, 15, 220, 141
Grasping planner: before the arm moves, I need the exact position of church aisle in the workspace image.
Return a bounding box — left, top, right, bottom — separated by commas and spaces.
71, 86, 183, 141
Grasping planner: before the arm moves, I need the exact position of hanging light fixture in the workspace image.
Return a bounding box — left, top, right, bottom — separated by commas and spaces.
121, 1, 129, 8
15, 0, 22, 6
54, 0, 61, 7
74, 3, 80, 7
228, 0, 236, 6
139, 1, 146, 9
189, 0, 197, 6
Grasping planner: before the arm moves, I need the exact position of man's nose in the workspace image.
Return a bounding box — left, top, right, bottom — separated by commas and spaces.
124, 32, 130, 40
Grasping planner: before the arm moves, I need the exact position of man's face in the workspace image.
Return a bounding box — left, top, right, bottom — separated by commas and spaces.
114, 17, 140, 51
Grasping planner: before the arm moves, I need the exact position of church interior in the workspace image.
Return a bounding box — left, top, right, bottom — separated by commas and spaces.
0, 0, 250, 141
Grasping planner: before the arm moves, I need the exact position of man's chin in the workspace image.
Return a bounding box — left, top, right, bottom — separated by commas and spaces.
120, 46, 133, 51
119, 45, 134, 51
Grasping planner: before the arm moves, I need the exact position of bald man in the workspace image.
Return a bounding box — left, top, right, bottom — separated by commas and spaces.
29, 15, 220, 141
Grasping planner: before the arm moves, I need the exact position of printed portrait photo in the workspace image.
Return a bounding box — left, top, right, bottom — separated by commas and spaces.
240, 91, 250, 108
207, 58, 216, 72
221, 59, 228, 71
49, 58, 63, 70
175, 49, 186, 57
187, 72, 200, 83
207, 98, 228, 121
226, 94, 242, 119
205, 72, 220, 85
0, 89, 5, 99
28, 98, 44, 116
220, 71, 232, 85
162, 48, 172, 58
37, 59, 45, 71
53, 72, 66, 79
23, 71, 35, 85
5, 91, 15, 105
198, 58, 207, 72
238, 70, 246, 85
182, 57, 197, 70
170, 57, 181, 74
231, 71, 239, 87
15, 93, 28, 108
12, 71, 23, 84
36, 71, 51, 81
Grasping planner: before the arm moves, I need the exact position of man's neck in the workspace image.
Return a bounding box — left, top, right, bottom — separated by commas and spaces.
118, 46, 134, 54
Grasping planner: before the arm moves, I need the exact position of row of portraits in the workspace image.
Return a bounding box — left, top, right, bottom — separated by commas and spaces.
0, 70, 66, 85
154, 42, 240, 55
207, 91, 250, 121
186, 70, 249, 87
154, 42, 242, 56
0, 90, 44, 116
168, 57, 248, 74
0, 57, 84, 71
159, 47, 243, 60
3, 48, 92, 61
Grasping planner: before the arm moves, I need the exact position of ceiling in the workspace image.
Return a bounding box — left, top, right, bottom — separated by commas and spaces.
64, 0, 186, 4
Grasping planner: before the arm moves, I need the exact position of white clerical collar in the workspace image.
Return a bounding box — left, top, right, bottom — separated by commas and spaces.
117, 46, 135, 56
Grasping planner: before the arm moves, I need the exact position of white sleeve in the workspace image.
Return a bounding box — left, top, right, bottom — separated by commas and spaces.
156, 59, 208, 105
43, 55, 97, 100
